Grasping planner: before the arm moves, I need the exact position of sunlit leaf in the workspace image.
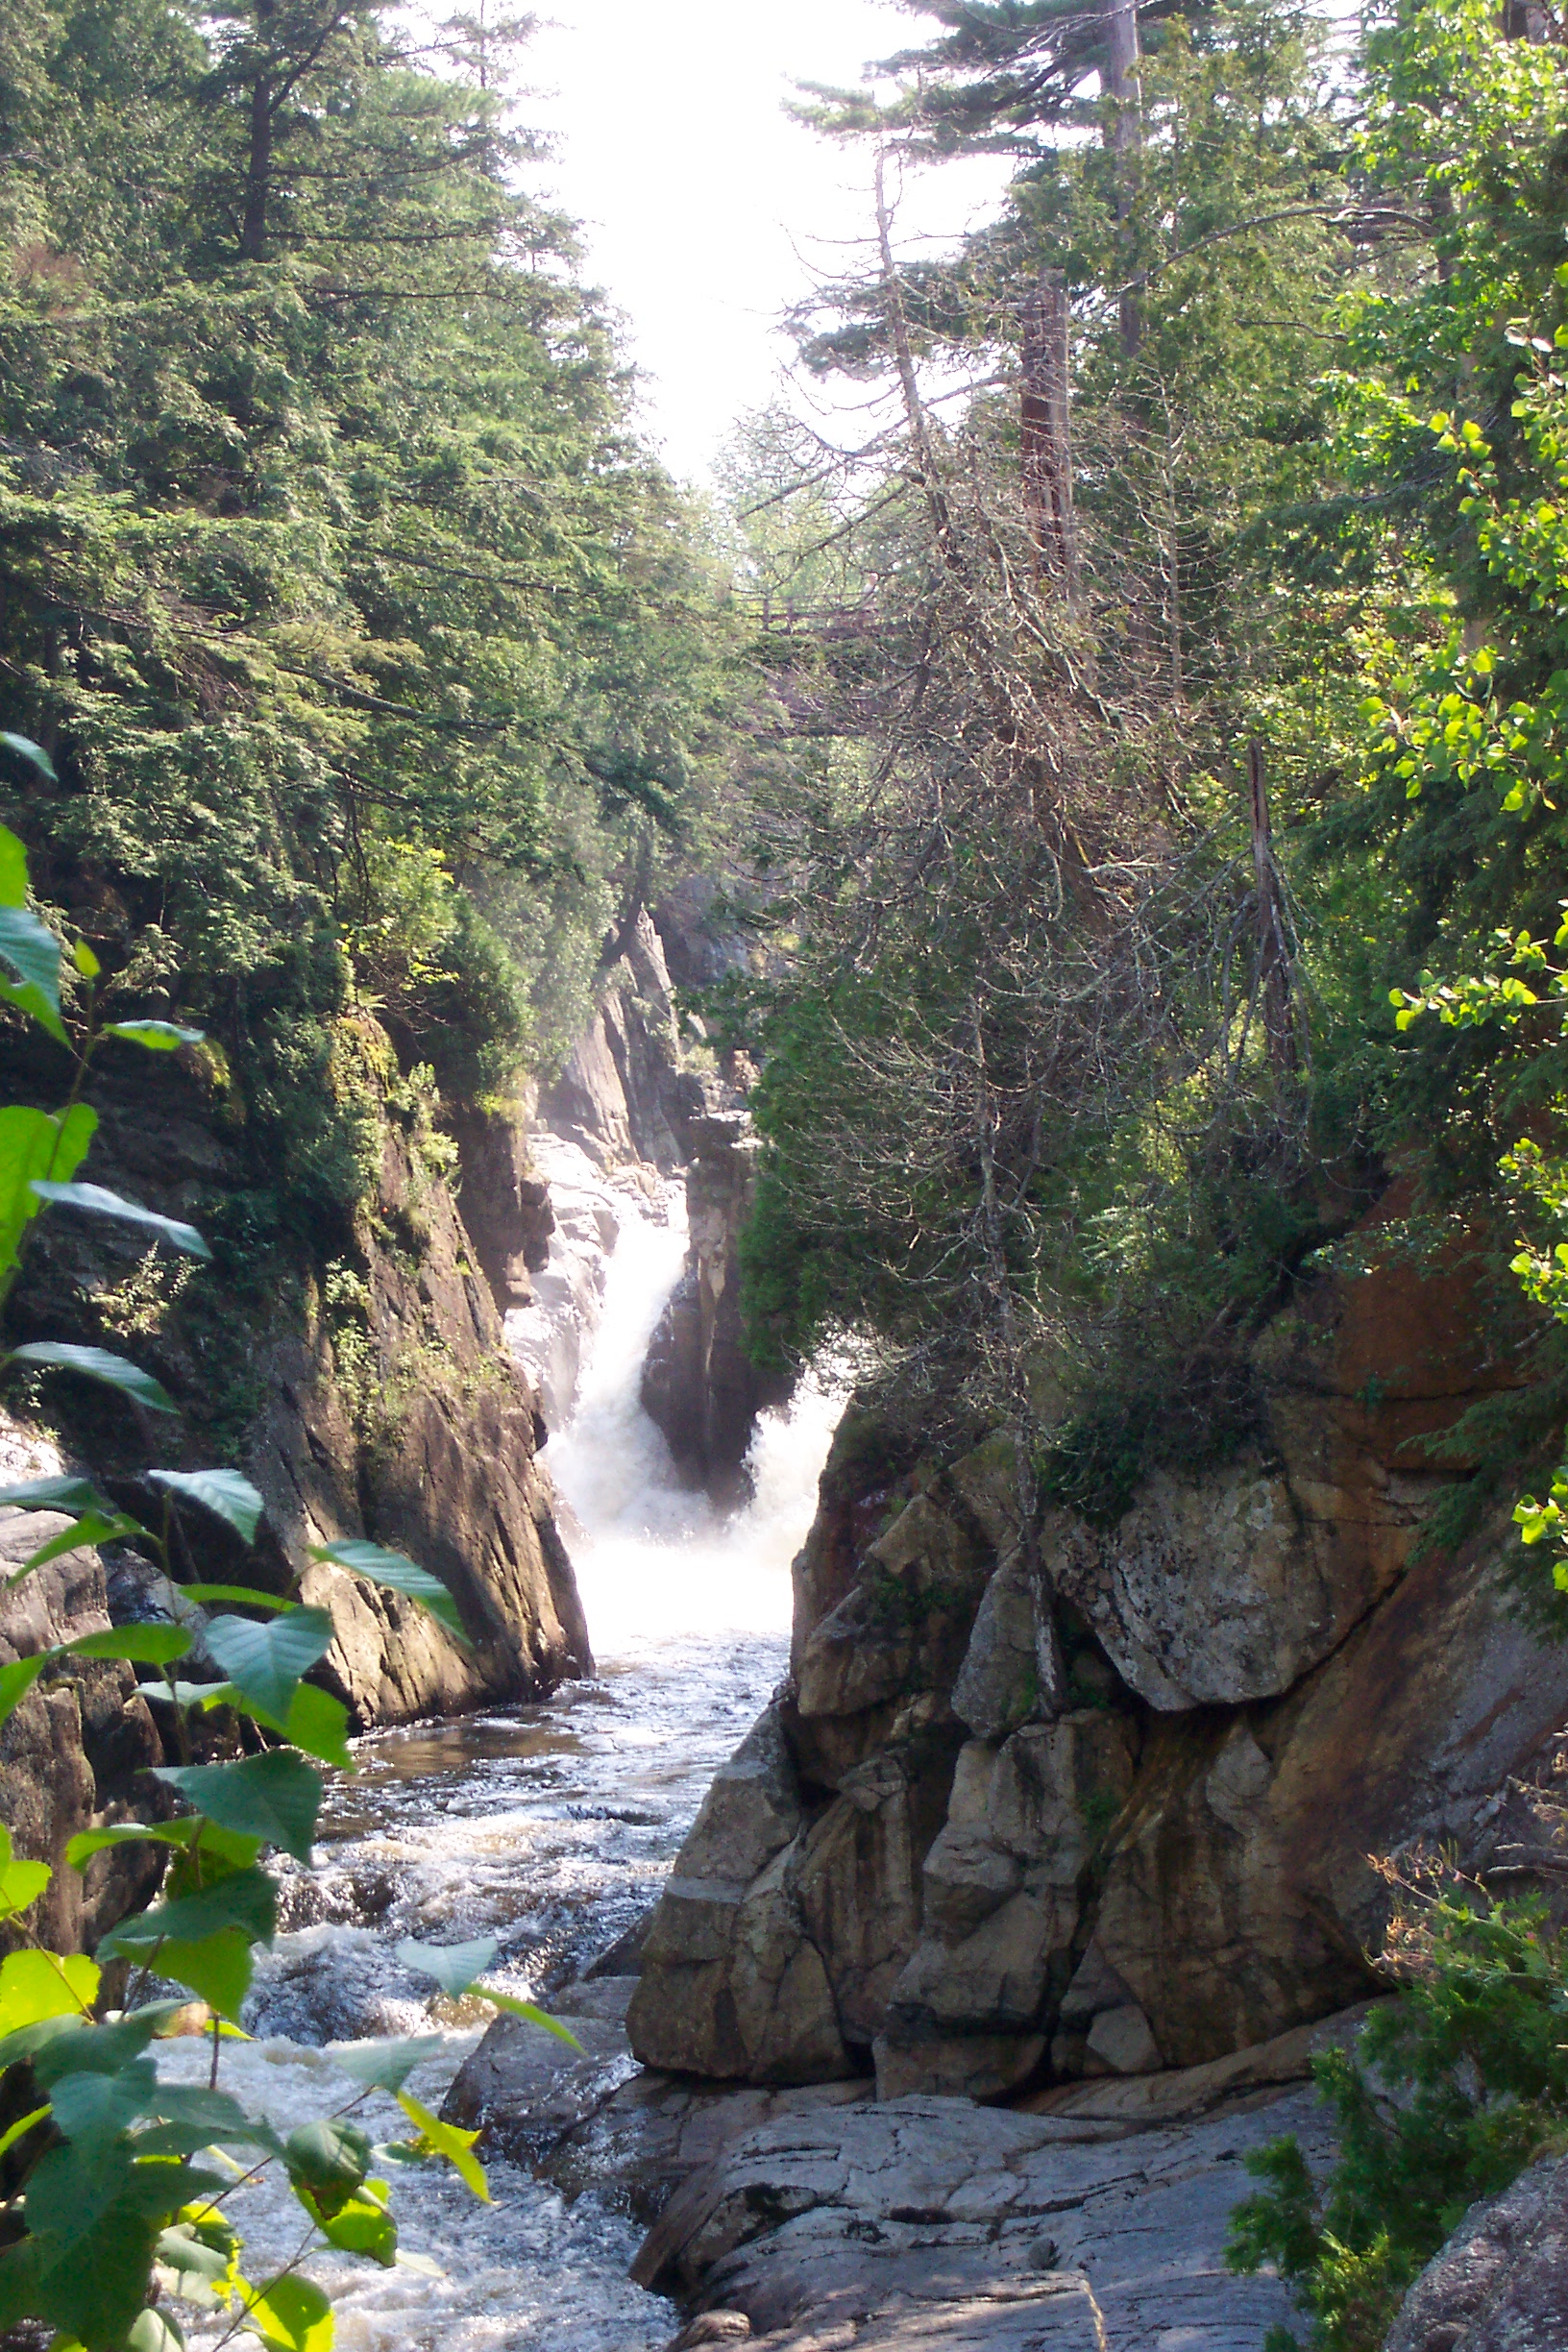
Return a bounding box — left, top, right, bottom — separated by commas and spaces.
11, 1507, 145, 1580
30, 1180, 211, 1260
0, 1947, 98, 2031
236, 2270, 334, 2352
395, 2090, 489, 2201
0, 1654, 46, 1727
310, 1538, 466, 1642
155, 1751, 322, 1861
63, 1622, 191, 1665
202, 1606, 332, 1722
473, 1988, 581, 2049
394, 1934, 499, 1998
107, 1020, 206, 1051
149, 1468, 264, 1543
0, 1101, 95, 1271
10, 1340, 178, 1413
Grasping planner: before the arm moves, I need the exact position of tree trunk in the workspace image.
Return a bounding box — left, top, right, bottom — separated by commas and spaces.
1020, 269, 1081, 608
1248, 741, 1297, 1073
1100, 0, 1143, 359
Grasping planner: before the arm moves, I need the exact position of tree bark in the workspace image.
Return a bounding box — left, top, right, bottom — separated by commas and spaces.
1101, 0, 1143, 359
1020, 269, 1081, 607
1247, 741, 1297, 1073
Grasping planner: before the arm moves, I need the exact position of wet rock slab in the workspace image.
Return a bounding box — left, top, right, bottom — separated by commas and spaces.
636, 2084, 1329, 2350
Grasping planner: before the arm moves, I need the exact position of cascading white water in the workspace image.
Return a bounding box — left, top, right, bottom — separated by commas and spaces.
164, 1161, 841, 2352
554, 1176, 842, 1657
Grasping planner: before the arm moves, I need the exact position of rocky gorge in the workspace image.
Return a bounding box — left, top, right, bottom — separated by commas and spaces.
4, 903, 1568, 2351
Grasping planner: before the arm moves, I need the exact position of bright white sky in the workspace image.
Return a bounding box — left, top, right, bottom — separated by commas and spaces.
523, 0, 1017, 482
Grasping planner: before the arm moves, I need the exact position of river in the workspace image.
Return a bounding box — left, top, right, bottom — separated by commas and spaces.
159, 1171, 841, 2352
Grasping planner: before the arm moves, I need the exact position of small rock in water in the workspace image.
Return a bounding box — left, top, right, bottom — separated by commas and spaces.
668, 2315, 752, 2348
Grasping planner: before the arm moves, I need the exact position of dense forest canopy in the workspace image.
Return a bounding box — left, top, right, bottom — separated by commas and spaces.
703, 0, 1568, 1563
0, 0, 746, 1244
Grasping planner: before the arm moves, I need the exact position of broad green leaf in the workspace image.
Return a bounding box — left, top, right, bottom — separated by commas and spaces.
202, 1606, 333, 1721
12, 1507, 145, 1580
101, 1867, 277, 1954
236, 2271, 334, 2352
72, 937, 100, 980
0, 903, 66, 1042
10, 1340, 178, 1414
107, 1020, 206, 1051
255, 1680, 353, 1771
157, 2212, 240, 2311
129, 2307, 187, 2352
31, 1180, 211, 1261
0, 1653, 46, 1726
311, 1538, 466, 1642
63, 1622, 191, 1665
149, 1929, 256, 2021
394, 1935, 499, 1998
149, 1468, 264, 1543
26, 2140, 224, 2343
0, 1947, 98, 2030
302, 2181, 397, 2266
155, 1751, 323, 1861
0, 1101, 95, 1271
177, 1584, 287, 1612
473, 1988, 581, 2049
50, 2056, 159, 2145
0, 738, 57, 786
0, 1851, 51, 1920
283, 2119, 371, 2213
326, 2034, 445, 2095
0, 1472, 106, 1513
30, 2002, 192, 2085
66, 1819, 201, 1870
0, 2101, 50, 2162
395, 2090, 489, 2201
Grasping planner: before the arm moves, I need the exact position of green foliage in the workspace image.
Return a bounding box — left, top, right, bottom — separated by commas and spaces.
1228, 1887, 1568, 2350
0, 0, 747, 1274
0, 816, 570, 2352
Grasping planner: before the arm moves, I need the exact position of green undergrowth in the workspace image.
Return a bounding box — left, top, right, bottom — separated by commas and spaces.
1228, 1884, 1568, 2351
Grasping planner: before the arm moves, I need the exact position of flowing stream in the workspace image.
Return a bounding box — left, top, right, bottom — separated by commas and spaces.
161, 1172, 841, 2352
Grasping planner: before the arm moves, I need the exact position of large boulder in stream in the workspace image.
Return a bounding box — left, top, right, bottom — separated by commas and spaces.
628, 1207, 1568, 2101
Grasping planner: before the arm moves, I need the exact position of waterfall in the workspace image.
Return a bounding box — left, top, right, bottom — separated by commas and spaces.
550, 1174, 842, 1656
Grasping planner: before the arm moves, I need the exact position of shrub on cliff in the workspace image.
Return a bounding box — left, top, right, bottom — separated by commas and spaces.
1227, 1874, 1568, 2351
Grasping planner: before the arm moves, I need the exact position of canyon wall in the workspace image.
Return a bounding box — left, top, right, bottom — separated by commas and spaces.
628, 1216, 1568, 2098
4, 1015, 590, 1738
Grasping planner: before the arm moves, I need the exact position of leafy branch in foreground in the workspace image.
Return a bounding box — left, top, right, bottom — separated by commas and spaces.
0, 774, 571, 2351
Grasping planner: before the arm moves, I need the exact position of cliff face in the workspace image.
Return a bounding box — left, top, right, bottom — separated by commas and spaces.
640, 1112, 791, 1500
627, 1221, 1568, 2098
4, 1016, 590, 1734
